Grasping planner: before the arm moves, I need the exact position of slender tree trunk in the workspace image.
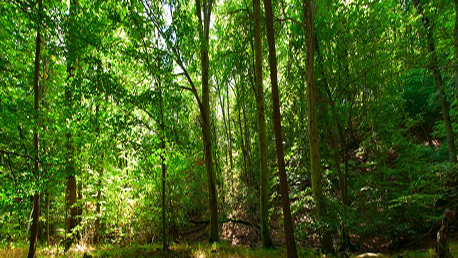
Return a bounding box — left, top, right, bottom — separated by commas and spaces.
454, 0, 458, 111
158, 62, 168, 250
45, 191, 50, 246
94, 103, 104, 245
196, 0, 218, 243
227, 86, 233, 170
326, 123, 345, 203
238, 107, 248, 183
41, 46, 51, 248
303, 0, 334, 253
65, 0, 78, 246
243, 102, 252, 187
28, 0, 42, 256
216, 82, 229, 165
252, 0, 274, 249
413, 0, 456, 163
262, 0, 298, 254
316, 35, 348, 206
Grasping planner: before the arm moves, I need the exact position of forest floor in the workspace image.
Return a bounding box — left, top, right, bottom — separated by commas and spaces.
1, 239, 458, 258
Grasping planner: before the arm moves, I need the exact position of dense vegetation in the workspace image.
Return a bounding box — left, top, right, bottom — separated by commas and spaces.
1, 0, 458, 257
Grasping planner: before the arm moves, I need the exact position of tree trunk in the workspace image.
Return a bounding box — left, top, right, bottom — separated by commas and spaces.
216, 81, 229, 165
196, 0, 218, 243
263, 0, 298, 254
303, 0, 334, 254
243, 102, 252, 187
413, 0, 456, 163
41, 46, 50, 248
65, 0, 78, 247
227, 85, 233, 170
45, 191, 50, 246
94, 102, 104, 245
158, 69, 168, 251
28, 0, 42, 256
238, 107, 248, 184
454, 0, 458, 113
252, 0, 274, 249
315, 35, 349, 206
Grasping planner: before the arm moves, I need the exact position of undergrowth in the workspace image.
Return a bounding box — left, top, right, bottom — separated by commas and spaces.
0, 240, 457, 257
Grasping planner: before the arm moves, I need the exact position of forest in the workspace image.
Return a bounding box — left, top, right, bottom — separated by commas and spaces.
1, 0, 458, 257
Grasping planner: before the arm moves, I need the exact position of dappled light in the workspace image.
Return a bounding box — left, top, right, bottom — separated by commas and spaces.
1, 0, 458, 257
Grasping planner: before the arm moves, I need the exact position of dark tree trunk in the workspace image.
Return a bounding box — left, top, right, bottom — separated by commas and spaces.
158, 68, 168, 251
227, 85, 233, 170
238, 107, 248, 184
243, 102, 251, 187
196, 0, 219, 243
252, 0, 274, 249
65, 0, 78, 247
413, 0, 456, 163
454, 0, 458, 115
216, 81, 229, 165
94, 103, 104, 245
263, 0, 297, 254
28, 0, 42, 256
303, 0, 334, 254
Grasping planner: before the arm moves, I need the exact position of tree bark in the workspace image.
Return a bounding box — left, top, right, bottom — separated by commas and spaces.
238, 107, 248, 184
28, 0, 42, 256
196, 0, 219, 243
413, 0, 456, 163
45, 191, 50, 246
65, 0, 79, 246
227, 85, 233, 170
454, 0, 458, 114
252, 0, 274, 249
94, 102, 104, 245
158, 65, 168, 250
263, 0, 298, 254
315, 35, 349, 206
216, 80, 229, 165
243, 102, 252, 187
303, 0, 334, 253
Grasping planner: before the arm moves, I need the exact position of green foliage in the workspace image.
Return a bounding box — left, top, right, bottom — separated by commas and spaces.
2, 0, 458, 254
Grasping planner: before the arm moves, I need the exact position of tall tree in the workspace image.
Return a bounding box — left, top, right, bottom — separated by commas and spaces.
94, 101, 104, 244
412, 0, 456, 163
65, 0, 78, 245
157, 55, 168, 251
196, 0, 219, 242
303, 0, 334, 253
252, 0, 274, 249
227, 85, 233, 171
454, 0, 458, 108
262, 0, 297, 255
28, 0, 42, 256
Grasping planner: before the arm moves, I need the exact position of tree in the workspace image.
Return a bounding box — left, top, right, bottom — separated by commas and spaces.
303, 0, 334, 253
262, 0, 297, 255
454, 0, 458, 108
27, 0, 42, 256
412, 0, 456, 163
252, 0, 274, 249
65, 0, 79, 246
196, 0, 219, 243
